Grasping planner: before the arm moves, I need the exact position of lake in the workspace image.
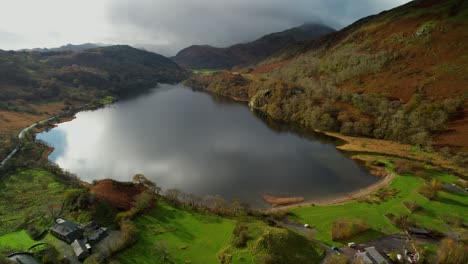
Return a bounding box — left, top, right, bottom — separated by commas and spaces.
37, 83, 377, 208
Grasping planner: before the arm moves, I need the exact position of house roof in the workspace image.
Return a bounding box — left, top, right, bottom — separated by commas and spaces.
71, 239, 89, 257
365, 246, 389, 264
356, 252, 374, 264
88, 227, 108, 242
8, 253, 38, 264
49, 219, 81, 236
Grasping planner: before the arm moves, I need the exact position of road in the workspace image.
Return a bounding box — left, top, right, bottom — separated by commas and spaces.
0, 104, 90, 168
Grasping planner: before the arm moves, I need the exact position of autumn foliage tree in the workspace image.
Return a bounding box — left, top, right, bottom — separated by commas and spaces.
133, 174, 161, 194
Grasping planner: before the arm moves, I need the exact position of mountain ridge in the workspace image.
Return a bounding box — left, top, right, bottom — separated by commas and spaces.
185, 0, 468, 151
172, 23, 336, 69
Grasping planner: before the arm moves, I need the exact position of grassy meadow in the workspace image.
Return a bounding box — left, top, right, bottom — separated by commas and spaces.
0, 169, 71, 236
289, 159, 467, 246
117, 201, 236, 264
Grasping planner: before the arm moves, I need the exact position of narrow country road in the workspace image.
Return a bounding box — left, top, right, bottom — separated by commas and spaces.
0, 104, 90, 168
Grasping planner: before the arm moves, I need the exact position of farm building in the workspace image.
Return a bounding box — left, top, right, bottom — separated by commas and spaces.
355, 246, 389, 264
71, 239, 90, 260
7, 253, 38, 264
88, 227, 108, 244
49, 218, 83, 243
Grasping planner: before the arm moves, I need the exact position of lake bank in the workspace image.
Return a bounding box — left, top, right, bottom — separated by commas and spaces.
36, 83, 379, 209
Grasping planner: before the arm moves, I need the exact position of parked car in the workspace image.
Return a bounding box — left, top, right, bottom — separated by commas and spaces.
348, 242, 356, 248
304, 224, 311, 228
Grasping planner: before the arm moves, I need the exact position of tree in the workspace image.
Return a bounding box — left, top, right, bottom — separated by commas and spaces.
132, 174, 161, 194
436, 238, 467, 264
165, 189, 181, 203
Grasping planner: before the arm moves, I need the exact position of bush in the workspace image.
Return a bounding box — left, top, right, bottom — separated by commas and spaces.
442, 214, 464, 228
325, 255, 348, 264
232, 223, 249, 248
403, 201, 421, 213
418, 185, 437, 200
386, 214, 415, 229
26, 224, 41, 239
393, 160, 418, 175
436, 238, 467, 264
332, 219, 370, 241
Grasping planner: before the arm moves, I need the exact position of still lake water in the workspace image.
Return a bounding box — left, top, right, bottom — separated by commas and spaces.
37, 84, 377, 207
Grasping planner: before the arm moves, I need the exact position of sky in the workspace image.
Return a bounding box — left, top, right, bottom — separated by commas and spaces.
0, 0, 411, 56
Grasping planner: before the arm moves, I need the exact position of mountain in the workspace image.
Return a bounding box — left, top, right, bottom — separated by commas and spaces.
0, 45, 188, 104
185, 0, 468, 151
20, 43, 105, 53
172, 23, 336, 69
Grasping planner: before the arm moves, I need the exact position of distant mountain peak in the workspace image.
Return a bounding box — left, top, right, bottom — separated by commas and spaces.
173, 24, 335, 69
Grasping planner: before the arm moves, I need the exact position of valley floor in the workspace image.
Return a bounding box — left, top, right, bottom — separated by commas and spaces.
0, 87, 466, 263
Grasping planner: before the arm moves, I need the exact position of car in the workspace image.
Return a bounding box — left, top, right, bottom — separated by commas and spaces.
304, 224, 311, 228
348, 242, 356, 248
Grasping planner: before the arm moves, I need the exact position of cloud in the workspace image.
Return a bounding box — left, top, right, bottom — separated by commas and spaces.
0, 0, 410, 54
108, 0, 410, 55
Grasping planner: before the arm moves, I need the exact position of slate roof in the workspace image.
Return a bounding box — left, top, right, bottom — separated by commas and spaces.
8, 253, 38, 264
71, 239, 90, 260
365, 246, 389, 264
356, 252, 374, 264
49, 218, 83, 243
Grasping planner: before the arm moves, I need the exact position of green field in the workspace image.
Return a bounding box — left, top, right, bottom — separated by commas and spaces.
0, 169, 71, 235
192, 69, 220, 74
117, 202, 236, 264
99, 95, 117, 105
290, 161, 467, 245
218, 220, 325, 264
0, 230, 37, 252
117, 201, 325, 264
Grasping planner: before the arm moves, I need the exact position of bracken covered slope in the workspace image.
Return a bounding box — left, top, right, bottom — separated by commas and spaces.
0, 45, 188, 104
186, 0, 468, 152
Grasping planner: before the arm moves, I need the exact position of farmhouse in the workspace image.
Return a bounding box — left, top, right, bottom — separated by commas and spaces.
49, 218, 83, 243
355, 246, 389, 264
7, 252, 38, 264
71, 239, 90, 260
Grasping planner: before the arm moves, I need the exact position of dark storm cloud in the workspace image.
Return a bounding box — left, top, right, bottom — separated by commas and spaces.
108, 0, 409, 55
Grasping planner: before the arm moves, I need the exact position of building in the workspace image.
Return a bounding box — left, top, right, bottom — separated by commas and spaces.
7, 253, 38, 264
88, 227, 108, 245
49, 219, 83, 243
71, 239, 90, 260
355, 246, 389, 264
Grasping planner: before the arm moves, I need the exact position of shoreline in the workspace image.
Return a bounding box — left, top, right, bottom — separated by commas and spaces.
187, 86, 401, 210
269, 171, 394, 210
25, 85, 397, 210
0, 103, 91, 168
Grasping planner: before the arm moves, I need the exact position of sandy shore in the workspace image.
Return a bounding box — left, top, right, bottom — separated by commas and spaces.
271, 171, 395, 210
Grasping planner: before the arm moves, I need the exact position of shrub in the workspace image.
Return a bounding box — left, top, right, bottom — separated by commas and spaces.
453, 179, 467, 190
418, 185, 437, 200
332, 219, 370, 241
112, 219, 137, 253
442, 214, 464, 228
403, 201, 421, 213
232, 223, 249, 248
393, 160, 418, 175
386, 214, 415, 229
436, 238, 467, 264
326, 255, 348, 264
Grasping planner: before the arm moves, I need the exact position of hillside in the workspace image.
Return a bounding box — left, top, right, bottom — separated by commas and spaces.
185, 0, 468, 153
0, 45, 188, 105
0, 45, 188, 161
20, 43, 104, 53
172, 23, 335, 70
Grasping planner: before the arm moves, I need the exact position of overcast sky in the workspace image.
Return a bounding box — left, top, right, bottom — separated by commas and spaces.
0, 0, 410, 55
